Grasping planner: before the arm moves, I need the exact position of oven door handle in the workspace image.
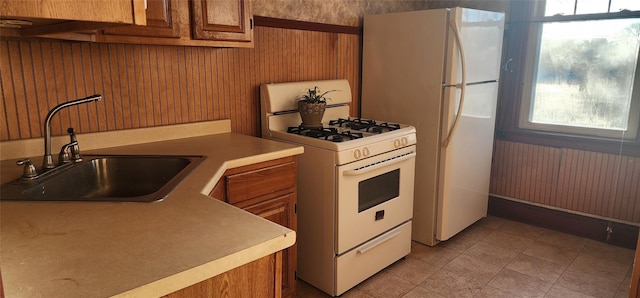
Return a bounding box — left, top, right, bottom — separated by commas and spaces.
343, 152, 416, 176
357, 229, 402, 254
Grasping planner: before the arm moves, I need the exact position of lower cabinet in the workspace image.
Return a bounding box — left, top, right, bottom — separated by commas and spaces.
209, 156, 298, 297
162, 251, 282, 298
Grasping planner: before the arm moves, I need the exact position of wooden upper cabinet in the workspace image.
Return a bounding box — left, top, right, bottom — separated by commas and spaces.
102, 0, 180, 38
0, 0, 146, 35
190, 0, 252, 42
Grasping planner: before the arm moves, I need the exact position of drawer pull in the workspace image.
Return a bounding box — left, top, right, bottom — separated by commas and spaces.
357, 229, 401, 254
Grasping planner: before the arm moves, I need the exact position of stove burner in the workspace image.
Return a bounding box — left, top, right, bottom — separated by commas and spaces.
327, 131, 363, 142
287, 126, 363, 142
288, 126, 336, 135
376, 122, 401, 132
329, 118, 375, 130
328, 118, 401, 133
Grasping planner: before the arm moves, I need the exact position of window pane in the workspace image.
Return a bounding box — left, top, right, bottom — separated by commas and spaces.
530, 19, 640, 131
576, 0, 610, 14
610, 0, 640, 12
545, 0, 576, 16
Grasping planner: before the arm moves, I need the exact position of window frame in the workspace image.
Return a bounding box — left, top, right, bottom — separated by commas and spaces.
496, 0, 640, 157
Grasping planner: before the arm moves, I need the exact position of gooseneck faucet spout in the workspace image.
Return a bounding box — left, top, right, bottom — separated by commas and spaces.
43, 94, 102, 169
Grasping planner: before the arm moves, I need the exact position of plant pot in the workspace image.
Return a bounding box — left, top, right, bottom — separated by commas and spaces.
298, 101, 326, 128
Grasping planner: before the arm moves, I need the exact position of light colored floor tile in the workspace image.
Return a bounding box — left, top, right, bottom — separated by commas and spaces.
616, 286, 631, 298
556, 268, 622, 298
482, 230, 535, 252
442, 254, 502, 284
400, 286, 445, 298
619, 267, 633, 296
545, 285, 597, 298
536, 229, 588, 250
505, 253, 566, 283
408, 243, 460, 268
421, 269, 484, 298
569, 253, 631, 282
475, 215, 510, 230
438, 224, 493, 253
487, 269, 552, 298
523, 240, 580, 266
463, 241, 519, 267
295, 216, 636, 298
341, 288, 376, 298
356, 271, 416, 298
294, 280, 333, 298
384, 257, 439, 285
473, 286, 520, 298
496, 220, 546, 238
582, 239, 635, 264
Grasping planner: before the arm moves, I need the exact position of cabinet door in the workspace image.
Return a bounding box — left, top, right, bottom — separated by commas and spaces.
163, 252, 282, 298
208, 156, 297, 297
102, 0, 180, 38
190, 0, 252, 42
0, 0, 146, 25
242, 194, 296, 298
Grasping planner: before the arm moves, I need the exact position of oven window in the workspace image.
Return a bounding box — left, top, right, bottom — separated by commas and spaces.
358, 169, 400, 212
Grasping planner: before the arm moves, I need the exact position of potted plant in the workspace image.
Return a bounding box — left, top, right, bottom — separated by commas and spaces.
297, 86, 336, 128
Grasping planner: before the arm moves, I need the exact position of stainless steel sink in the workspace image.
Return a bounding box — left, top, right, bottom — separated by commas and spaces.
0, 155, 204, 202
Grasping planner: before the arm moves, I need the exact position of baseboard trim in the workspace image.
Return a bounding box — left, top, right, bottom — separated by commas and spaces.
488, 196, 639, 250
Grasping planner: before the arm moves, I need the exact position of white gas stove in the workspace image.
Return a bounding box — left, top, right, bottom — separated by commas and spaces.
261, 80, 416, 296
261, 80, 416, 165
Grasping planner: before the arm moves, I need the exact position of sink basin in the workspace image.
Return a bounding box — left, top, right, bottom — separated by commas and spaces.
0, 155, 204, 202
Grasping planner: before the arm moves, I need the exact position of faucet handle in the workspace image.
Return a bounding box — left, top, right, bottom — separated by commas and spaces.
16, 159, 37, 178
58, 143, 73, 164
67, 127, 82, 162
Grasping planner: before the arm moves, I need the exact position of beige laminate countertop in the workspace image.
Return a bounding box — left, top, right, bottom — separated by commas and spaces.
0, 120, 304, 297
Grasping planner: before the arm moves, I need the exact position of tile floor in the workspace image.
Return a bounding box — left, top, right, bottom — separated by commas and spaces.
294, 216, 636, 298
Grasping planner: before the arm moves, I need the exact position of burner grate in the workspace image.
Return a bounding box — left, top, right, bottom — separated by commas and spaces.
329, 118, 401, 133
287, 126, 363, 142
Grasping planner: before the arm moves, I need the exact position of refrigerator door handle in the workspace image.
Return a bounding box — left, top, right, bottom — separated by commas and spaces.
442, 18, 467, 148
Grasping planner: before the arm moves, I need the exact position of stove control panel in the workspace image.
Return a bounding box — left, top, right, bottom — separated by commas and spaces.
337, 133, 417, 165
353, 147, 371, 159
393, 137, 410, 149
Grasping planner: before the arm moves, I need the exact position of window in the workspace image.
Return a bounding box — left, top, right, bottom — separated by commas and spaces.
498, 0, 640, 155
520, 0, 640, 139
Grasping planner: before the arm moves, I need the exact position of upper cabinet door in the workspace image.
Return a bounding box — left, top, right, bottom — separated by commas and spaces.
0, 0, 146, 25
102, 0, 180, 38
190, 0, 252, 42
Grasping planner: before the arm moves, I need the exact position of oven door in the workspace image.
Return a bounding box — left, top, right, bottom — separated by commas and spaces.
336, 145, 416, 254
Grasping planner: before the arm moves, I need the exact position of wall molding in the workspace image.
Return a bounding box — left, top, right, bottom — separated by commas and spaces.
254, 16, 361, 35
488, 195, 639, 249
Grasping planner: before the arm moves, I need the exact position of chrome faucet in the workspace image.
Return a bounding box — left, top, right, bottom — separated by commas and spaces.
42, 94, 102, 169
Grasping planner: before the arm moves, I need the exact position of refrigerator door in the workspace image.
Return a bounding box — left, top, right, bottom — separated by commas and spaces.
437, 82, 499, 241
436, 8, 504, 241
445, 8, 506, 85
361, 9, 449, 246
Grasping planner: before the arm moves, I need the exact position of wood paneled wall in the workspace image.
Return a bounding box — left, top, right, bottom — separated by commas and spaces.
0, 24, 361, 141
491, 140, 640, 223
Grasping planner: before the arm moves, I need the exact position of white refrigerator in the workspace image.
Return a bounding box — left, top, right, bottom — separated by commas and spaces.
361, 7, 505, 246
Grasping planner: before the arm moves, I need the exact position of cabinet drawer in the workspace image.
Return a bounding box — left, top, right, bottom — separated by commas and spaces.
335, 221, 411, 296
225, 160, 295, 205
